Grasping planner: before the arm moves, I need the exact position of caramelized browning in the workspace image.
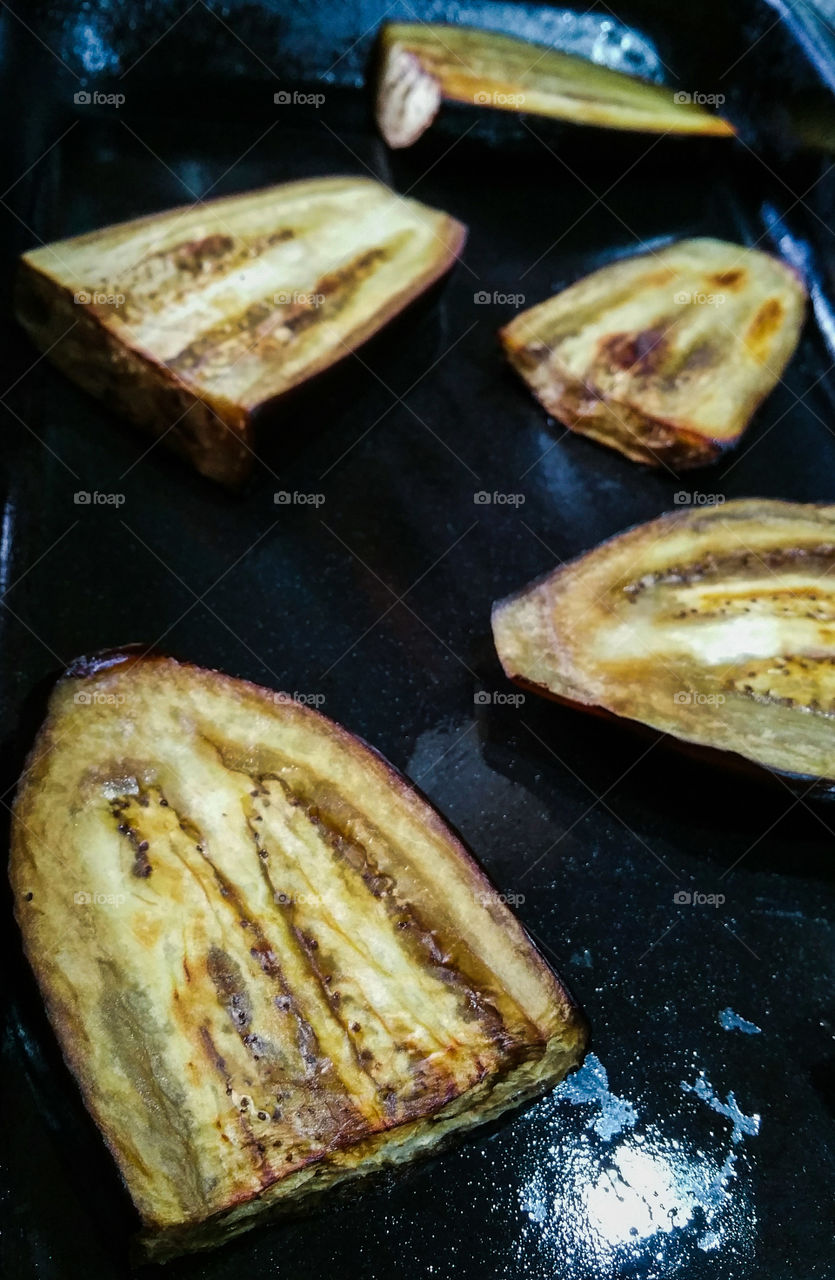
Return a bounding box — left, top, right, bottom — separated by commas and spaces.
15, 179, 466, 485
492, 500, 835, 785
501, 239, 806, 469
11, 654, 586, 1257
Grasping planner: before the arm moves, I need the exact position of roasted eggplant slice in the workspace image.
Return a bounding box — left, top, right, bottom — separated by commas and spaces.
375, 23, 735, 148
15, 178, 466, 486
10, 652, 586, 1259
501, 239, 806, 468
492, 500, 835, 787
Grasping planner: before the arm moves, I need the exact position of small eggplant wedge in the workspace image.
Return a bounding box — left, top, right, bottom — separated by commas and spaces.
493, 500, 835, 788
501, 239, 806, 469
15, 178, 466, 486
375, 23, 735, 149
10, 651, 586, 1259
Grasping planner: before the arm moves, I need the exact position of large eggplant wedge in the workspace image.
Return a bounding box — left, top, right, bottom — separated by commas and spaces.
492, 500, 835, 789
10, 652, 587, 1259
15, 178, 467, 486
500, 239, 806, 469
375, 23, 735, 149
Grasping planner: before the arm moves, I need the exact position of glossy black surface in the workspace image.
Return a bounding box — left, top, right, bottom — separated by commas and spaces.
1, 3, 834, 1278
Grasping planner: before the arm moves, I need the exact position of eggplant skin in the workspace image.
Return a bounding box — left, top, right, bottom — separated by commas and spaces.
501, 239, 806, 469
375, 22, 735, 148
10, 652, 586, 1260
14, 178, 467, 486
493, 499, 835, 785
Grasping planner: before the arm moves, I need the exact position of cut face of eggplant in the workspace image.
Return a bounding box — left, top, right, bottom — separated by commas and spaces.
375, 23, 735, 148
493, 500, 835, 786
501, 239, 806, 469
10, 653, 586, 1259
15, 178, 467, 486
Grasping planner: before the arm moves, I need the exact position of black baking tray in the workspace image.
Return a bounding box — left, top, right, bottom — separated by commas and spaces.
1, 3, 834, 1278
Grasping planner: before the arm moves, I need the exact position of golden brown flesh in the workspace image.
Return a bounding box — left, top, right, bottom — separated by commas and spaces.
375, 23, 735, 148
493, 500, 835, 788
10, 653, 586, 1259
15, 178, 466, 486
501, 239, 806, 468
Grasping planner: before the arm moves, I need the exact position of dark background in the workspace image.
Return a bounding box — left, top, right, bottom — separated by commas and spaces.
1, 2, 833, 1277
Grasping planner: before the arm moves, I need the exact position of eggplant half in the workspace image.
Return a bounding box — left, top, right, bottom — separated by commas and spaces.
375, 23, 735, 149
501, 239, 806, 468
15, 178, 466, 486
492, 500, 835, 788
10, 652, 586, 1259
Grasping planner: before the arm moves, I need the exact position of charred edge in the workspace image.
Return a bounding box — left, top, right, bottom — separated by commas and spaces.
504, 345, 725, 468
63, 646, 147, 680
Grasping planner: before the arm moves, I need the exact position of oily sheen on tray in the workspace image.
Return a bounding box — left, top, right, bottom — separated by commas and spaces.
10, 652, 587, 1259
